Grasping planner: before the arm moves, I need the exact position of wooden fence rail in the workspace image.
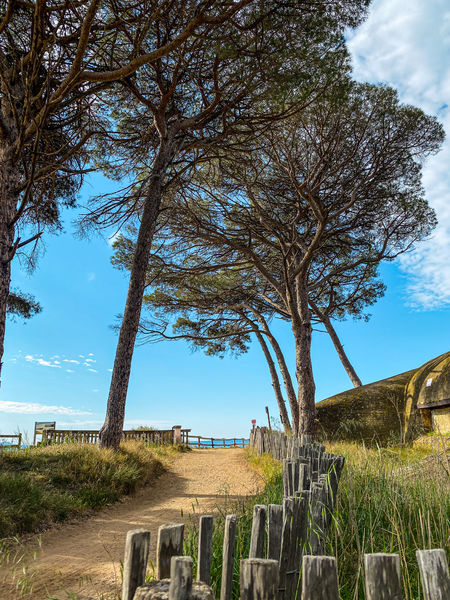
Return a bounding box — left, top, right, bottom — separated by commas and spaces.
184, 436, 249, 449
0, 433, 22, 450
44, 429, 176, 445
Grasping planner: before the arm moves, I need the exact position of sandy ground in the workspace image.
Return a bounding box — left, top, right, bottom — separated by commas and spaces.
0, 449, 261, 600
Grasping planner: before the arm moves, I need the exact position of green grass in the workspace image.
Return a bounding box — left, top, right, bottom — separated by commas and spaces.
0, 441, 183, 539
186, 444, 449, 600
327, 442, 449, 600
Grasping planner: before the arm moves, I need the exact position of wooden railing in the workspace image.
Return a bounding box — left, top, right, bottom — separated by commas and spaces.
0, 433, 22, 450
44, 429, 175, 445
184, 435, 249, 449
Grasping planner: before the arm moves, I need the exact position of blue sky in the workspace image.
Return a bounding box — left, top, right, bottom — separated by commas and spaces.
1, 0, 449, 440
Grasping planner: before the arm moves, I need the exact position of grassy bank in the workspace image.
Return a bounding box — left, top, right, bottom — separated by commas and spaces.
328, 442, 449, 600
185, 443, 448, 600
0, 441, 182, 539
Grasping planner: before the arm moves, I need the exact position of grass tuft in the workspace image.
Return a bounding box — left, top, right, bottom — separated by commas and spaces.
0, 441, 182, 539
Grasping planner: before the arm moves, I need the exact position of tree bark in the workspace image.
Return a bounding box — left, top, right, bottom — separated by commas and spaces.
99, 144, 172, 449
258, 318, 299, 435
309, 300, 362, 387
0, 150, 17, 385
253, 328, 291, 433
292, 277, 317, 435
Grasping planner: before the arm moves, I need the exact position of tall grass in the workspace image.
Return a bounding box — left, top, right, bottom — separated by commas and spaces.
0, 441, 181, 539
327, 443, 449, 600
186, 444, 449, 600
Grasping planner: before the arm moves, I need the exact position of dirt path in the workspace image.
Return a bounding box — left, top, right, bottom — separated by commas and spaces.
0, 449, 261, 600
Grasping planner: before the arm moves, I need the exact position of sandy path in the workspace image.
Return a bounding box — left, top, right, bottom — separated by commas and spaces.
0, 449, 260, 600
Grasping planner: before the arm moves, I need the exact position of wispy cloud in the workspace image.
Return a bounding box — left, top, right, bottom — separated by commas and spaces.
25, 354, 61, 368
348, 0, 450, 309
0, 401, 91, 415
88, 272, 96, 282
17, 353, 102, 374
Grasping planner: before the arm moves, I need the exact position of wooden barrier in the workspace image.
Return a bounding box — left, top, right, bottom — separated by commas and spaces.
44, 428, 175, 445
0, 433, 22, 450
42, 428, 248, 449
184, 435, 249, 449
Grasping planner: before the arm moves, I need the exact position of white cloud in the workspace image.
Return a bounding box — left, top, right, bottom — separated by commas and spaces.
63, 359, 80, 364
88, 353, 94, 357
348, 0, 450, 309
25, 354, 61, 368
87, 368, 97, 373
66, 369, 75, 373
0, 401, 91, 415
88, 272, 96, 282
107, 368, 113, 372
85, 358, 95, 363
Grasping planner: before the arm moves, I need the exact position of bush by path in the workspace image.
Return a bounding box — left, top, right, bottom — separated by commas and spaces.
0, 441, 183, 538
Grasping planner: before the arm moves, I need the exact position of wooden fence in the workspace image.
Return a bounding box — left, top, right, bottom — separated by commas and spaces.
183, 435, 249, 449
0, 433, 22, 450
44, 429, 176, 445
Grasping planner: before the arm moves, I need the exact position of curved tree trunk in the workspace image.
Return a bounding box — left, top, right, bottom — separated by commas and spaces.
309, 300, 362, 387
292, 277, 316, 435
253, 328, 291, 433
99, 144, 171, 449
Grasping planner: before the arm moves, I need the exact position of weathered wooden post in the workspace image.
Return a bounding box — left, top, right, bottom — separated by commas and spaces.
267, 504, 283, 561
157, 523, 185, 579
197, 515, 213, 584
364, 553, 403, 600
122, 529, 151, 600
249, 505, 266, 559
220, 515, 237, 600
172, 426, 182, 445
416, 549, 450, 600
302, 555, 339, 600
240, 558, 279, 600
169, 556, 193, 600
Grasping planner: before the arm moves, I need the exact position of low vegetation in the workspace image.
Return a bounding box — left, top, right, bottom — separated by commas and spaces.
0, 441, 182, 539
329, 442, 449, 600
186, 442, 448, 600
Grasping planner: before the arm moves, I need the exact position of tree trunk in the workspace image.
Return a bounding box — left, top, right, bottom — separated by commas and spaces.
0, 150, 17, 385
292, 278, 316, 435
309, 299, 362, 387
246, 308, 299, 434
322, 314, 362, 387
261, 322, 299, 435
253, 328, 291, 433
99, 145, 171, 449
